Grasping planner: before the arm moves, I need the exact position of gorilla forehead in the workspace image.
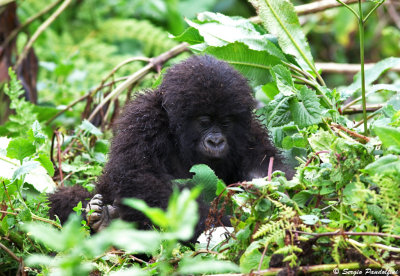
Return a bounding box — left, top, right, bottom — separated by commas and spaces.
160, 55, 256, 119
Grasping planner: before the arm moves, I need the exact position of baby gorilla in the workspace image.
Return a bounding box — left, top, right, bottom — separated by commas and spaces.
48, 55, 293, 238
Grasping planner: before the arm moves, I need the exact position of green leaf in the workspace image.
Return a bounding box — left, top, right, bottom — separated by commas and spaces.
374, 125, 400, 152
281, 133, 308, 150
299, 215, 319, 225
270, 64, 295, 96
249, 0, 315, 72
290, 86, 322, 128
185, 12, 285, 57
216, 180, 227, 196
178, 257, 240, 274
6, 137, 35, 162
342, 57, 400, 97
263, 94, 292, 128
292, 191, 312, 208
205, 42, 282, 86
239, 241, 269, 273
123, 198, 169, 228
79, 120, 103, 136
190, 164, 219, 203
363, 155, 400, 176
25, 222, 65, 252
174, 27, 204, 44
262, 82, 280, 100
367, 205, 387, 227
12, 161, 40, 182
35, 153, 55, 177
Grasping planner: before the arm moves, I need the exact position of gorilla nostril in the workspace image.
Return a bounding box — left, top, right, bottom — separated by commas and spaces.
206, 136, 226, 148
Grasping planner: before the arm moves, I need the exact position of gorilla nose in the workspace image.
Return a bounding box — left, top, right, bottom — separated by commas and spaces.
206, 134, 226, 150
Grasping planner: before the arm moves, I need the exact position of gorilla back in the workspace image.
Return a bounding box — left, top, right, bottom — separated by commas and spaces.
48, 55, 293, 238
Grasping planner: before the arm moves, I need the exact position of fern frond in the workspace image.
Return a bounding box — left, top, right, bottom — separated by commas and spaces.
99, 19, 178, 57
253, 220, 285, 239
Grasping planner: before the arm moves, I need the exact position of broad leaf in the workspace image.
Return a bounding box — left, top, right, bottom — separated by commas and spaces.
263, 94, 292, 128
190, 164, 218, 203
6, 137, 35, 162
374, 125, 400, 152
342, 57, 400, 97
270, 64, 295, 96
290, 86, 322, 128
205, 42, 282, 86
363, 155, 400, 176
249, 0, 315, 72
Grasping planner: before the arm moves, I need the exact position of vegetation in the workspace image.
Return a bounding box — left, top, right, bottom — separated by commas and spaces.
1, 0, 400, 275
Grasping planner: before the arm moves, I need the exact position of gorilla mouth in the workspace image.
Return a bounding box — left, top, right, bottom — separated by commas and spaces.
200, 142, 229, 159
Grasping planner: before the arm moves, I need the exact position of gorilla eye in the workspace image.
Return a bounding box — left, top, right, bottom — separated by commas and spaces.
197, 116, 211, 127
221, 117, 232, 128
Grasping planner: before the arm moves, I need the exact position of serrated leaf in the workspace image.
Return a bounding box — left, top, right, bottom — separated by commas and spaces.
185, 12, 285, 58
249, 0, 315, 72
270, 64, 295, 96
290, 86, 322, 128
205, 42, 282, 86
190, 164, 218, 203
263, 94, 292, 128
342, 57, 400, 97
6, 137, 35, 162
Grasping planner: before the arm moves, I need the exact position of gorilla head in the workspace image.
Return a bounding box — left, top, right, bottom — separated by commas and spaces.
160, 55, 256, 174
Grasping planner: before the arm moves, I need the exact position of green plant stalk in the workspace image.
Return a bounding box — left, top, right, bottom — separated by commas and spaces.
358, 0, 368, 135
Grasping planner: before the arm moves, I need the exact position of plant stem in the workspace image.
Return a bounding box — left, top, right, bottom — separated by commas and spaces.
358, 0, 368, 135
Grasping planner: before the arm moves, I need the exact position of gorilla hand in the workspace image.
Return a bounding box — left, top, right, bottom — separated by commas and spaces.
86, 194, 119, 232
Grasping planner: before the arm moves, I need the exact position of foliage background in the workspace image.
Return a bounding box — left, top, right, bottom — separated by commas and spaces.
0, 0, 400, 275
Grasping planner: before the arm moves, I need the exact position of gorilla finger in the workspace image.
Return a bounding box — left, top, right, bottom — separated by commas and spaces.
89, 204, 103, 212
90, 199, 103, 206
92, 194, 103, 200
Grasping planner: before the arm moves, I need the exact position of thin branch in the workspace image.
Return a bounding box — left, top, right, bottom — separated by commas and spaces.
0, 241, 21, 263
292, 230, 400, 239
89, 57, 150, 99
267, 157, 274, 182
342, 104, 383, 114
207, 261, 400, 276
337, 0, 360, 19
388, 1, 400, 28
331, 123, 370, 143
55, 130, 63, 184
14, 0, 72, 69
0, 210, 62, 229
87, 42, 189, 122
316, 62, 400, 74
363, 0, 385, 23
45, 76, 129, 125
354, 113, 378, 128
297, 0, 359, 15
2, 0, 62, 48
250, 0, 360, 23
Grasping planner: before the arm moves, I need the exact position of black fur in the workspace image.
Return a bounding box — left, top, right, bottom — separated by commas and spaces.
48, 55, 293, 238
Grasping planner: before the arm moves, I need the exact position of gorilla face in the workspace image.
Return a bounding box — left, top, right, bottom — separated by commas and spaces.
194, 115, 231, 159
176, 111, 249, 171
